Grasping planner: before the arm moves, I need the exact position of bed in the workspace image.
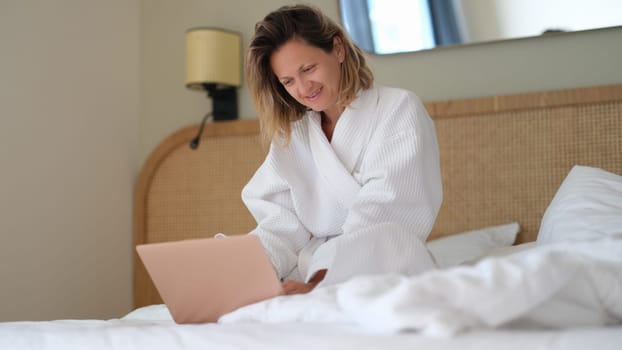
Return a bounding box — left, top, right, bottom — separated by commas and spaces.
2, 84, 621, 349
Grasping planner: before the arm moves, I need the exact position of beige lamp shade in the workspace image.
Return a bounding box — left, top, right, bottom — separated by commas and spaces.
185, 28, 241, 90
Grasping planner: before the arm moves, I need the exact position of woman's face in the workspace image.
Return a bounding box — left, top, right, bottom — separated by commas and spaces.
270, 37, 344, 120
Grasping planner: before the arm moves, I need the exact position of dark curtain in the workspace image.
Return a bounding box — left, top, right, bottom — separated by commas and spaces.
339, 0, 375, 52
427, 0, 463, 46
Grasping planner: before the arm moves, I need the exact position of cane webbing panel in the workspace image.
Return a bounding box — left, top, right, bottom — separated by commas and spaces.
430, 101, 622, 243
146, 135, 263, 244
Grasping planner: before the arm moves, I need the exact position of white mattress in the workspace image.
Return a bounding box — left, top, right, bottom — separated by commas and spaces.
2, 318, 622, 350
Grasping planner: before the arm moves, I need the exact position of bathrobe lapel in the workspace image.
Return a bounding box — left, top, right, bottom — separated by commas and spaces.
331, 87, 378, 172
306, 87, 379, 210
308, 115, 360, 210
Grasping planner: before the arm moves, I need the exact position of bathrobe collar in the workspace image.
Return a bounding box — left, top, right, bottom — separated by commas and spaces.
305, 87, 379, 209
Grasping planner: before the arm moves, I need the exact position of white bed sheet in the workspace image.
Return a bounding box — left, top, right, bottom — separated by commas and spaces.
1, 317, 621, 350
2, 233, 620, 349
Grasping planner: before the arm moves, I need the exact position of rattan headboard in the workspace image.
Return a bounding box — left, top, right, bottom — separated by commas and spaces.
133, 84, 622, 307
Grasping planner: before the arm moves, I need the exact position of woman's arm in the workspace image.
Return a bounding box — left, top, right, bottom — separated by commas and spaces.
242, 149, 312, 281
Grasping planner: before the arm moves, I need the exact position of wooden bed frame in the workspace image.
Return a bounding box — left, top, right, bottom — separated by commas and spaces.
133, 84, 622, 308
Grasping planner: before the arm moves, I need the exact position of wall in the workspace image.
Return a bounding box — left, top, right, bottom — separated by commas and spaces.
139, 0, 622, 168
0, 1, 139, 321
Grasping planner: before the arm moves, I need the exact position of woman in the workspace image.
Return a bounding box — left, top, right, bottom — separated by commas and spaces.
243, 4, 442, 295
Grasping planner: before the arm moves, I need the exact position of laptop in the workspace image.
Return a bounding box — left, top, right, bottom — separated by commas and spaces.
136, 234, 283, 324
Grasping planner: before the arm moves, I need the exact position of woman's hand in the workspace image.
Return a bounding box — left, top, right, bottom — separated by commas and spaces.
281, 269, 327, 295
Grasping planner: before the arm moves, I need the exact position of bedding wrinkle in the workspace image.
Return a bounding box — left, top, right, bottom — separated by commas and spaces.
221, 237, 622, 337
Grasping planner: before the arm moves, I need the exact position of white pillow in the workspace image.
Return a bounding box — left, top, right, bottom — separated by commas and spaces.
426, 222, 520, 268
537, 165, 622, 244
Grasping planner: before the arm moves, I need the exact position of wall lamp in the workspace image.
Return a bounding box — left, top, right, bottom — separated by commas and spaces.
185, 27, 241, 149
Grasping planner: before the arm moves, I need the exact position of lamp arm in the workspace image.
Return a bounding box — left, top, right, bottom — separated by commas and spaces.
189, 111, 214, 150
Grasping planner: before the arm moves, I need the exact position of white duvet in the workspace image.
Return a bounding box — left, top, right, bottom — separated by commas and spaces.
2, 237, 621, 350
220, 236, 622, 336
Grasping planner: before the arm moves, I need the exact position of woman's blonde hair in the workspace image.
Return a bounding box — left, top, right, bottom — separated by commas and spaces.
246, 4, 374, 145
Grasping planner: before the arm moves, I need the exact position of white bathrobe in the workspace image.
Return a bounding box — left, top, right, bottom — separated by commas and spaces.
242, 86, 442, 286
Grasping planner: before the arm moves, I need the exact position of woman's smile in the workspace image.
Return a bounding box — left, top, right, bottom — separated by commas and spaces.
305, 87, 322, 102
